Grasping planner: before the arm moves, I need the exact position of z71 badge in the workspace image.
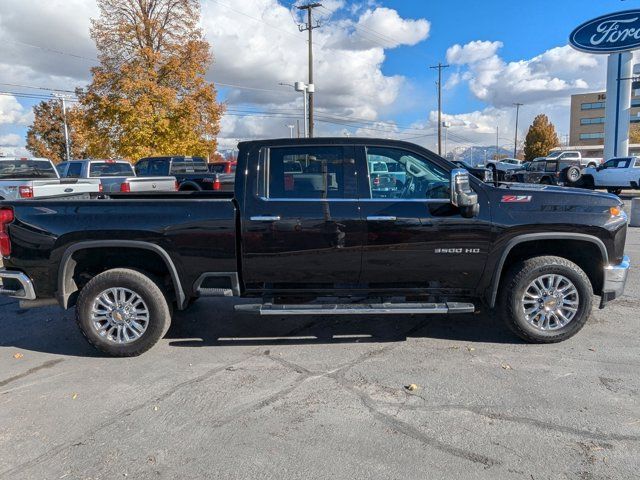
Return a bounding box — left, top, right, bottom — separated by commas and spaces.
501, 195, 532, 203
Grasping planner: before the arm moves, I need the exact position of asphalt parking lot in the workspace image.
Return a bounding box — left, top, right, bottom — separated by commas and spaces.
1, 194, 639, 480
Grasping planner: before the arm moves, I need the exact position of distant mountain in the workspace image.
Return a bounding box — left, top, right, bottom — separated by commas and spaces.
446, 146, 513, 166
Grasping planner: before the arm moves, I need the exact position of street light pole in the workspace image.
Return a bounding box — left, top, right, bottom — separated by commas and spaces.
286, 124, 295, 138
513, 102, 523, 158
53, 93, 72, 161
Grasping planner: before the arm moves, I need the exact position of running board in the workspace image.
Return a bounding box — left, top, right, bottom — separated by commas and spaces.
235, 302, 475, 316
197, 287, 234, 297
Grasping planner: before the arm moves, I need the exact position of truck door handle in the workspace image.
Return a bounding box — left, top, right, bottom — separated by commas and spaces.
250, 216, 281, 221
366, 215, 397, 221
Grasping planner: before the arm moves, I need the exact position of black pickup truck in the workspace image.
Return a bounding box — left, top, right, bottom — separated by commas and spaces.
135, 155, 232, 191
0, 138, 630, 356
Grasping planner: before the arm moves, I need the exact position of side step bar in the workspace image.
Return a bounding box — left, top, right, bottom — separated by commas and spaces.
235, 302, 475, 316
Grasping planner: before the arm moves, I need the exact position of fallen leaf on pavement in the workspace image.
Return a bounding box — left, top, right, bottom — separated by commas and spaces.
71, 393, 78, 400
405, 384, 418, 392
501, 363, 512, 370
13, 352, 23, 359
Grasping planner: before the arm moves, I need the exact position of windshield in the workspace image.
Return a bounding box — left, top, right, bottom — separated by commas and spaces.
546, 151, 562, 158
89, 162, 135, 177
0, 160, 58, 179
455, 161, 473, 169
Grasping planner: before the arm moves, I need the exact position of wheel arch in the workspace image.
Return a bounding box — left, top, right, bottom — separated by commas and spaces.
58, 240, 186, 310
179, 181, 201, 191
487, 233, 608, 308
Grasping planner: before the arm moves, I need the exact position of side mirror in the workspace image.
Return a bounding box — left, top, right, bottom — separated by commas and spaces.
450, 169, 479, 218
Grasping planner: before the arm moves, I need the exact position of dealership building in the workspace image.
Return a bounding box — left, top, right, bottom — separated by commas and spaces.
568, 91, 640, 157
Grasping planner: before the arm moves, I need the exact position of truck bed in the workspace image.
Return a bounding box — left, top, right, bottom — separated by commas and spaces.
1, 193, 238, 301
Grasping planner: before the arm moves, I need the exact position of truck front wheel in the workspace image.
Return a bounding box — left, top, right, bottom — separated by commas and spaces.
498, 256, 593, 343
75, 268, 172, 356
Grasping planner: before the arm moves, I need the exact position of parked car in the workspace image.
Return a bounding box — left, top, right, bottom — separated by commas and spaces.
0, 138, 629, 356
582, 156, 640, 195
368, 160, 396, 196
136, 156, 232, 192
508, 158, 583, 186
58, 159, 177, 193
0, 157, 100, 200
451, 160, 494, 183
484, 158, 523, 180
546, 150, 602, 168
208, 160, 237, 174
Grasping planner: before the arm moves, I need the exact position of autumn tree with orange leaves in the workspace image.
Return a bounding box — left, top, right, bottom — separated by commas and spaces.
78, 0, 223, 160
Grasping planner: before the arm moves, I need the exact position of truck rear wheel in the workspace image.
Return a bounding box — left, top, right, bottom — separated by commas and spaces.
498, 256, 593, 343
75, 268, 171, 357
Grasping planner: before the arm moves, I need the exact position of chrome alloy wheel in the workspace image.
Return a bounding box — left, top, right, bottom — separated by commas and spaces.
521, 274, 579, 331
91, 288, 150, 344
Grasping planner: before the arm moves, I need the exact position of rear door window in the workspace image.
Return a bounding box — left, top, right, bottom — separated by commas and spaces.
544, 161, 558, 172
66, 162, 83, 178
267, 146, 357, 199
89, 162, 135, 177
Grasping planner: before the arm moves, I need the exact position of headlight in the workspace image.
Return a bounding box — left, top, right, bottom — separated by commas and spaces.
485, 170, 494, 182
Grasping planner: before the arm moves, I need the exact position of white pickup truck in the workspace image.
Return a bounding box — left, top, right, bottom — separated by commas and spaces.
582, 156, 640, 195
0, 157, 100, 200
546, 150, 602, 168
57, 159, 176, 193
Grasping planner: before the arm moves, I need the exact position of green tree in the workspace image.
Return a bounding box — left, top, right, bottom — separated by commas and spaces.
523, 114, 560, 161
79, 0, 224, 160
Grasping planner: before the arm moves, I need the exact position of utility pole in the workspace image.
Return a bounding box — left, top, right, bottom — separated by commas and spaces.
53, 93, 72, 161
496, 126, 499, 160
429, 62, 449, 156
298, 3, 322, 138
513, 102, 523, 158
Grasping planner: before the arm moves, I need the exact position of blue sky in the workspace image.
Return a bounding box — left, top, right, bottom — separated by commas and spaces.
0, 0, 636, 155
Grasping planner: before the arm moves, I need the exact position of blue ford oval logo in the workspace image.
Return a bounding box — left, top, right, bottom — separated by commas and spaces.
570, 10, 640, 54
64, 188, 73, 193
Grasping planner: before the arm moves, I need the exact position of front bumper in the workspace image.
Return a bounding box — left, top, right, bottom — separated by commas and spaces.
0, 269, 36, 300
600, 255, 630, 308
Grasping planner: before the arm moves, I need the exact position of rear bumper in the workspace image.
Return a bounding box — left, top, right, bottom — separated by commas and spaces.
0, 269, 36, 300
600, 255, 630, 308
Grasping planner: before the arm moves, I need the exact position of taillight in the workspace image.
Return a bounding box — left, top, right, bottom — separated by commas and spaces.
18, 186, 33, 198
213, 178, 221, 190
0, 207, 14, 257
120, 182, 131, 192
373, 176, 380, 186
98, 183, 104, 193
174, 181, 179, 191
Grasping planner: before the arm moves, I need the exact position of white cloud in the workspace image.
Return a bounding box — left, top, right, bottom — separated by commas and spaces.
446, 40, 607, 108
0, 95, 31, 125
0, 133, 21, 146
202, 0, 431, 144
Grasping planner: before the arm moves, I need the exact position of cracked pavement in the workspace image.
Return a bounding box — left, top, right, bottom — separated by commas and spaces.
1, 199, 640, 479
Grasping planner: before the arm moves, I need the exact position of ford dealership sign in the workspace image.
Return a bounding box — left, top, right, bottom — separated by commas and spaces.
570, 10, 640, 54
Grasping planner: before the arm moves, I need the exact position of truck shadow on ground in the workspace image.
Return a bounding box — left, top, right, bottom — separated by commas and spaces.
0, 299, 523, 357
165, 298, 523, 349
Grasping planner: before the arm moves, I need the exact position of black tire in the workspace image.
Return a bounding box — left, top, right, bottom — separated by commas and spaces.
565, 166, 582, 184
587, 162, 596, 168
75, 268, 172, 357
540, 177, 552, 185
607, 187, 623, 195
498, 256, 593, 343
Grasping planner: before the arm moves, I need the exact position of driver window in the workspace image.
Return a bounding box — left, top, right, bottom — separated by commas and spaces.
365, 147, 449, 200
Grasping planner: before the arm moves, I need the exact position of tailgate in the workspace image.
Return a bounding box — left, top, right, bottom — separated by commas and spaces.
32, 179, 101, 197
127, 177, 177, 192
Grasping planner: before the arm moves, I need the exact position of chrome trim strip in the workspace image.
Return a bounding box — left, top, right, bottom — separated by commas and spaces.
258, 196, 449, 203
250, 215, 281, 221
366, 215, 397, 221
255, 302, 475, 316
0, 270, 36, 300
